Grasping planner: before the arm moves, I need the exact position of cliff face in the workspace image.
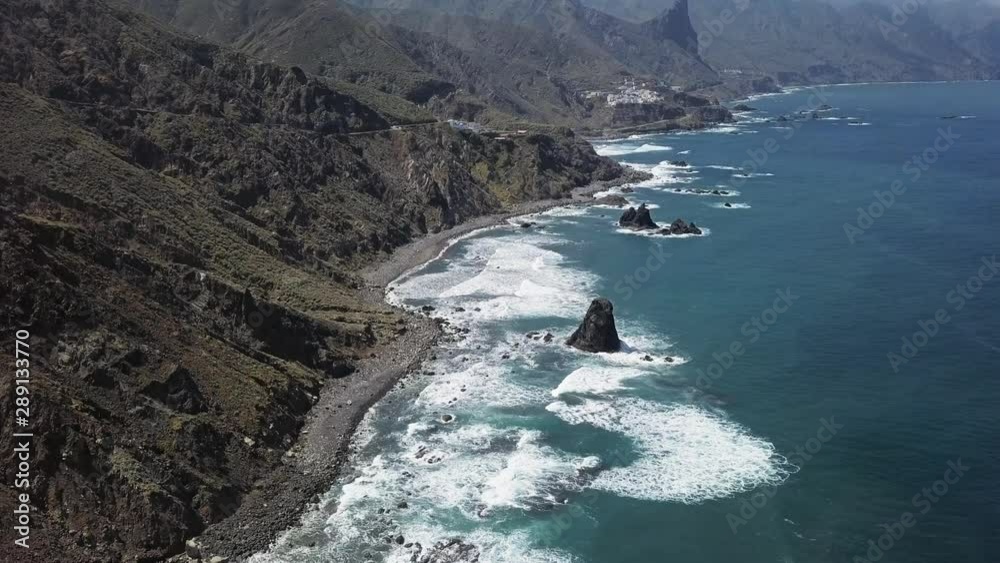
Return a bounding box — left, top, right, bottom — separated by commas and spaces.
643, 0, 698, 54
0, 1, 626, 561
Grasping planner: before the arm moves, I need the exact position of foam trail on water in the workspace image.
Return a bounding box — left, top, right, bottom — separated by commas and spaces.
594, 143, 673, 156
547, 398, 791, 504
551, 367, 650, 397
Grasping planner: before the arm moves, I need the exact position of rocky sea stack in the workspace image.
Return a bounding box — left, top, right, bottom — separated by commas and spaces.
618, 204, 658, 229
618, 204, 702, 236
661, 218, 702, 236
567, 298, 622, 353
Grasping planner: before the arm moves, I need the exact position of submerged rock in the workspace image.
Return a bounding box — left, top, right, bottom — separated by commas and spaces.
618, 203, 658, 230
669, 160, 689, 167
566, 298, 621, 353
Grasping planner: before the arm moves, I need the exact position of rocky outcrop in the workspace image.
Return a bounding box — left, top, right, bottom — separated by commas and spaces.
672, 187, 732, 196
411, 538, 481, 563
567, 298, 621, 353
644, 0, 700, 53
619, 204, 659, 230
660, 219, 703, 236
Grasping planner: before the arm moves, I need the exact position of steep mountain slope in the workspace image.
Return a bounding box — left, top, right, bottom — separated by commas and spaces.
581, 0, 998, 89
127, 0, 453, 103
929, 0, 1000, 67
337, 0, 727, 127
125, 0, 732, 130
0, 0, 627, 561
581, 0, 680, 22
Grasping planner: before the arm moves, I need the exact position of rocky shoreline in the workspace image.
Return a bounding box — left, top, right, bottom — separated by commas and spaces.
185, 170, 650, 562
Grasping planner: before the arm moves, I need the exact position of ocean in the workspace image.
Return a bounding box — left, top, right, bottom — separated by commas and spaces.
250, 81, 1000, 563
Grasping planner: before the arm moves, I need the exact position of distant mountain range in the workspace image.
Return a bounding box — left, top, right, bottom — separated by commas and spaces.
124, 0, 999, 131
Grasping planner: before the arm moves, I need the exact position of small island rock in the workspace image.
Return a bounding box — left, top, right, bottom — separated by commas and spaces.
566, 298, 621, 353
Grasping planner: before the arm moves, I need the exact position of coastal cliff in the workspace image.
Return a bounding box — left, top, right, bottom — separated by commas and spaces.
0, 1, 629, 561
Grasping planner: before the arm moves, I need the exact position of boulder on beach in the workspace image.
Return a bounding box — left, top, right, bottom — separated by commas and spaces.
618, 204, 658, 230
566, 298, 621, 353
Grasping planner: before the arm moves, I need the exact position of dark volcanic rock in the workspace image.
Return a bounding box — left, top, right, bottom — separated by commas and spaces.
732, 104, 757, 112
669, 160, 689, 167
659, 219, 703, 236
413, 538, 481, 563
566, 298, 621, 353
618, 204, 658, 230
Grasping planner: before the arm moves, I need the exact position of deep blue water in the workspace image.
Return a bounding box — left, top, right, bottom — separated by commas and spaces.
253, 82, 1000, 563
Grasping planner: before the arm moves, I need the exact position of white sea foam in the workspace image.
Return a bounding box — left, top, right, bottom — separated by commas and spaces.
848, 122, 872, 126
385, 525, 575, 563
481, 430, 601, 511
704, 164, 741, 170
590, 195, 660, 210
615, 227, 710, 239
676, 125, 755, 135
400, 425, 601, 515
621, 160, 701, 189
710, 202, 752, 209
547, 398, 791, 504
415, 360, 548, 409
551, 366, 649, 397
392, 238, 596, 322
594, 143, 673, 156
538, 206, 590, 218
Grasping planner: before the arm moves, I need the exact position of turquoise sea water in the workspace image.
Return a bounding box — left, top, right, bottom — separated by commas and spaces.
252, 82, 1000, 563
